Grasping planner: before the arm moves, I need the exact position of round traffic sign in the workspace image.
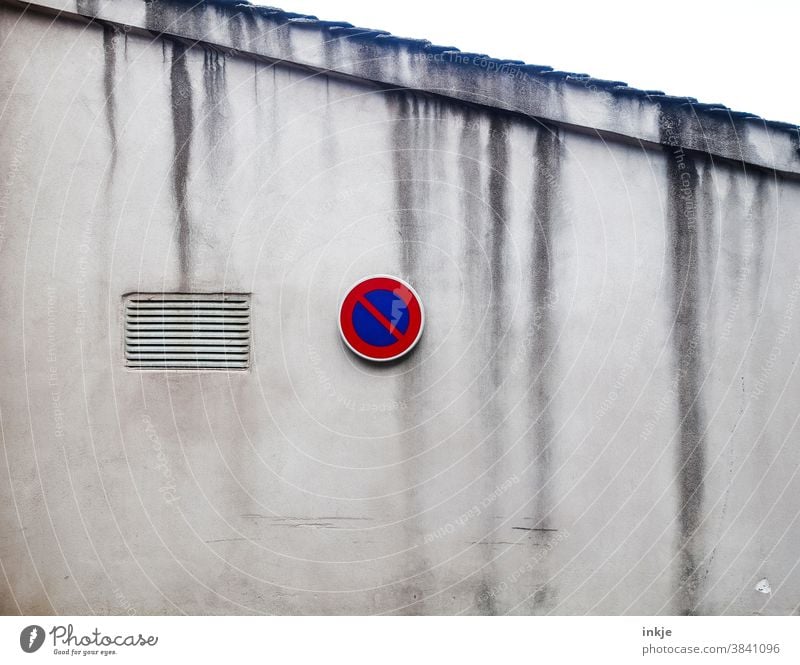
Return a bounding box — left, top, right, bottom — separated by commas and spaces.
338, 275, 424, 362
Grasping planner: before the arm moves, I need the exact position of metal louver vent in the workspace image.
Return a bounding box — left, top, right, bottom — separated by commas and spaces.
124, 294, 251, 370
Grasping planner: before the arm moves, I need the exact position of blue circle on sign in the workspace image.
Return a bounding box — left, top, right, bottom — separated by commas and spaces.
352, 289, 410, 347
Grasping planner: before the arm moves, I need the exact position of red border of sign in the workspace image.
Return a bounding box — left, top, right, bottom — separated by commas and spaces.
338, 275, 424, 361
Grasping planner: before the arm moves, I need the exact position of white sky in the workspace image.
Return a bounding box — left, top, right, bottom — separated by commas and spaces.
264, 0, 799, 126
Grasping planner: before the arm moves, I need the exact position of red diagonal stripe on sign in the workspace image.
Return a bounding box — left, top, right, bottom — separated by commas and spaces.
357, 295, 407, 342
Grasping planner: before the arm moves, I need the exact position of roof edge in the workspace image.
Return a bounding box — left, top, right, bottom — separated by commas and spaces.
9, 0, 800, 176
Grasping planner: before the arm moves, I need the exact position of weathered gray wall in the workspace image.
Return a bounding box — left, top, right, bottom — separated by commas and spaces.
1, 3, 800, 615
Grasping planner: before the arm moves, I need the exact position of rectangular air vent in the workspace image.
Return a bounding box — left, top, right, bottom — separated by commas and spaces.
124, 294, 251, 370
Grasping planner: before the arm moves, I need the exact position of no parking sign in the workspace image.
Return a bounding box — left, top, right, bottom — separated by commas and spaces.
338, 275, 424, 362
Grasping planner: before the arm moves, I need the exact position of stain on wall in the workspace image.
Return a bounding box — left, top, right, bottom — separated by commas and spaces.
475, 579, 497, 616
202, 47, 231, 178
477, 112, 512, 615
457, 108, 484, 300
487, 114, 510, 377
75, 0, 100, 15
528, 122, 561, 612
391, 93, 418, 278
660, 108, 707, 615
390, 91, 434, 614
747, 176, 770, 308
101, 23, 118, 182
169, 40, 194, 283
453, 107, 504, 613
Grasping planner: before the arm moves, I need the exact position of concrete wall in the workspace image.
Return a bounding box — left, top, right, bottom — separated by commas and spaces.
2, 3, 800, 615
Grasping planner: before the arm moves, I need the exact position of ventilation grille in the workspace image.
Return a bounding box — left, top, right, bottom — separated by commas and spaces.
125, 294, 251, 370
